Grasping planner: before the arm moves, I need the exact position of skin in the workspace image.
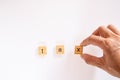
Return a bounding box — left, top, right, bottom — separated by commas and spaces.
80, 25, 120, 78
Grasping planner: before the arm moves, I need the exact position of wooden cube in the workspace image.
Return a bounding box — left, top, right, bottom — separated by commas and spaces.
56, 45, 64, 54
38, 46, 47, 55
74, 45, 83, 55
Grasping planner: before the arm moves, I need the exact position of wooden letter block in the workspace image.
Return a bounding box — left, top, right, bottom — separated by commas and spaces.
38, 46, 47, 56
74, 45, 83, 55
56, 45, 64, 54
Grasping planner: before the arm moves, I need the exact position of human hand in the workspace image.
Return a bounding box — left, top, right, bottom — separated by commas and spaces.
81, 25, 120, 78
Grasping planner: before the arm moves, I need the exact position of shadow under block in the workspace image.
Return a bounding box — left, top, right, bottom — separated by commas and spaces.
38, 46, 47, 55
74, 45, 83, 55
56, 45, 64, 54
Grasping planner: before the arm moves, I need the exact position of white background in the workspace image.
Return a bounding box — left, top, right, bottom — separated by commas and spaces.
0, 0, 120, 80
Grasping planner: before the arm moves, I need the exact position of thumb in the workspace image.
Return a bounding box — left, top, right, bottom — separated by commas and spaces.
81, 54, 104, 68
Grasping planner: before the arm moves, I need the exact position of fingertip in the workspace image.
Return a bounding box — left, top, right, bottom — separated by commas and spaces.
80, 54, 84, 59
80, 43, 84, 47
80, 41, 87, 47
81, 54, 88, 59
81, 54, 104, 68
81, 54, 92, 65
81, 54, 88, 60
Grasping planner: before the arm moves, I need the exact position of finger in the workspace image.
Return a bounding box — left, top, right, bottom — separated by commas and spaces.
92, 26, 114, 38
80, 35, 105, 49
107, 24, 120, 35
81, 54, 104, 68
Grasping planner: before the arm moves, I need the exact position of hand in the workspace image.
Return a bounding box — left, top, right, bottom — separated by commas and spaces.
81, 25, 120, 78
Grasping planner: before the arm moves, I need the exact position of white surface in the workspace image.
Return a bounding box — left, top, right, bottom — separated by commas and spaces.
0, 0, 120, 80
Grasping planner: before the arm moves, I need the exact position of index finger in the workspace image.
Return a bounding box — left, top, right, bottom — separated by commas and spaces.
80, 35, 105, 49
